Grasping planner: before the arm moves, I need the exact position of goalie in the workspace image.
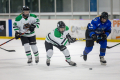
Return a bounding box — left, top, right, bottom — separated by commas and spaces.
13, 6, 40, 65
45, 21, 76, 66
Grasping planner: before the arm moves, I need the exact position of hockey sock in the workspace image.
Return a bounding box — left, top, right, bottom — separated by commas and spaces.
62, 49, 71, 62
47, 49, 53, 59
83, 47, 93, 55
100, 48, 106, 56
31, 45, 39, 57
24, 43, 32, 58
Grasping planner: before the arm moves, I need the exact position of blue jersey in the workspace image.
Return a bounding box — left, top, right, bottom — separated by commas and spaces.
88, 17, 111, 37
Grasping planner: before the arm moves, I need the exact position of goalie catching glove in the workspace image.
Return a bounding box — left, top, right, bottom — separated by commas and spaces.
66, 33, 76, 43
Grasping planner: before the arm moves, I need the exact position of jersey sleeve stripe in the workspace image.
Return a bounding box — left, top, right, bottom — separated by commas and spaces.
48, 33, 60, 46
61, 38, 67, 44
64, 40, 68, 46
46, 36, 50, 41
34, 24, 39, 28
14, 29, 19, 31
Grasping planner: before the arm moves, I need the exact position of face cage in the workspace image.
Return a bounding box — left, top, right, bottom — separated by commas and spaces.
57, 27, 65, 33
100, 17, 108, 23
22, 10, 30, 18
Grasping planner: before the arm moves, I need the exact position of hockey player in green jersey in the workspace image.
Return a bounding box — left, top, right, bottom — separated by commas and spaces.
13, 6, 40, 65
45, 21, 77, 66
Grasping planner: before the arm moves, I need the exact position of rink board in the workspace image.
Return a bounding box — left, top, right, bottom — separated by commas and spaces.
0, 19, 120, 42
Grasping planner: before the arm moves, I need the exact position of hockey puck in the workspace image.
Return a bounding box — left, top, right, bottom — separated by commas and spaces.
89, 68, 92, 70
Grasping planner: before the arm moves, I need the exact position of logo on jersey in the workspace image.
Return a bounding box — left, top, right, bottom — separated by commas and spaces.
23, 23, 30, 29
93, 18, 98, 21
89, 24, 93, 28
89, 27, 93, 28
90, 24, 93, 26
95, 28, 105, 34
98, 24, 100, 26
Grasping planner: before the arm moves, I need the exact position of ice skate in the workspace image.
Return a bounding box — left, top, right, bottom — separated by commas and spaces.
46, 59, 50, 66
27, 57, 32, 66
66, 60, 76, 66
100, 56, 106, 65
35, 56, 39, 64
83, 55, 87, 61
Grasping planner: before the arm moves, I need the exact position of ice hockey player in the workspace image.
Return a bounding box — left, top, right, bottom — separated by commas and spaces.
83, 12, 111, 65
13, 6, 40, 65
45, 21, 76, 66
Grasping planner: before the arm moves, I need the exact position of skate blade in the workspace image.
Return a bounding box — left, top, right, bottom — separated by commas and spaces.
101, 62, 106, 65
35, 61, 39, 64
46, 63, 50, 66
28, 63, 33, 66
36, 63, 39, 65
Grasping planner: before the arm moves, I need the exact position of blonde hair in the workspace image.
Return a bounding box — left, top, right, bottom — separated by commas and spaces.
19, 12, 23, 15
96, 15, 101, 17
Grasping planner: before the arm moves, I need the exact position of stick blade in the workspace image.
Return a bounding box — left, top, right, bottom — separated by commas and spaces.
106, 46, 111, 49
7, 50, 16, 52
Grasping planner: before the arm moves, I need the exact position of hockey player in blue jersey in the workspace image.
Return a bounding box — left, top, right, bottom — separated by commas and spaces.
83, 12, 111, 64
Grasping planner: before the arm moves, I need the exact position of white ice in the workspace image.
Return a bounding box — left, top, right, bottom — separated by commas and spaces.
0, 39, 120, 80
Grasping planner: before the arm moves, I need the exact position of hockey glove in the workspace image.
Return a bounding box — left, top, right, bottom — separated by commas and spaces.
66, 33, 76, 43
15, 32, 21, 39
71, 38, 76, 43
91, 34, 97, 41
29, 24, 36, 32
101, 34, 107, 40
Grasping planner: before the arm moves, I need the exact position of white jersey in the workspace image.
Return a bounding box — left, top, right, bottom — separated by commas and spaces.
13, 13, 40, 37
45, 26, 70, 46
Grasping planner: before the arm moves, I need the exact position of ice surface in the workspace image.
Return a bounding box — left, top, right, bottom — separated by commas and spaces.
0, 39, 120, 80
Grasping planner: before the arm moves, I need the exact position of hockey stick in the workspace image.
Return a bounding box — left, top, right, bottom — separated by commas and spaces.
0, 47, 15, 52
107, 43, 120, 49
0, 29, 29, 46
77, 38, 93, 41
0, 29, 29, 52
74, 29, 93, 41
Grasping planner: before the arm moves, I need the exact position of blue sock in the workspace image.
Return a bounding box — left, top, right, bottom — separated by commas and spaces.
83, 47, 93, 55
